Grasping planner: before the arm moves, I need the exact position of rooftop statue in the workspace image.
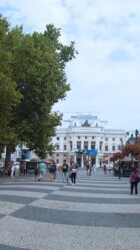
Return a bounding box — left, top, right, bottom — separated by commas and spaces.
82, 120, 91, 127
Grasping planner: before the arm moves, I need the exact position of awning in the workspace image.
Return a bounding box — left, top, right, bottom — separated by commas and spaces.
75, 149, 97, 155
87, 150, 97, 155
75, 150, 85, 154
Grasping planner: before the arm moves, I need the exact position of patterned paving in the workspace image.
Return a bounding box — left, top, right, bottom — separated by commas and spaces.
0, 169, 140, 250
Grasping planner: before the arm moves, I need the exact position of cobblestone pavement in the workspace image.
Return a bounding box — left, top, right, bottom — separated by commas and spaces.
0, 169, 140, 250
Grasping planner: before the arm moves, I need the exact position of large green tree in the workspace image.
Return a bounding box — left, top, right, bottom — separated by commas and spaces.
0, 15, 21, 162
0, 15, 77, 164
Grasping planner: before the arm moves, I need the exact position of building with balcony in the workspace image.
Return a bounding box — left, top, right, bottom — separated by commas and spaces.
50, 114, 126, 167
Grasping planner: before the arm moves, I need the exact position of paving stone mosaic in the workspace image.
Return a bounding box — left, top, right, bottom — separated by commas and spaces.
0, 169, 139, 250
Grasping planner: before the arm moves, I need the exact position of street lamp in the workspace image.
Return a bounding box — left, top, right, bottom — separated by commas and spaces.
135, 129, 139, 144
127, 134, 135, 145
127, 134, 136, 168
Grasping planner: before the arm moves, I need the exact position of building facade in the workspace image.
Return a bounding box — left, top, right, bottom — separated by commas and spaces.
51, 114, 126, 167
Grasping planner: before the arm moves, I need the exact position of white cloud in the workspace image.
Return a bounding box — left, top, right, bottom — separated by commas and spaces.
0, 0, 140, 130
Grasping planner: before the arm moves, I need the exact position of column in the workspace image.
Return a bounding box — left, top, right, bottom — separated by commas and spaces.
81, 154, 84, 168
88, 140, 91, 150
74, 154, 76, 163
95, 137, 99, 168
81, 138, 84, 150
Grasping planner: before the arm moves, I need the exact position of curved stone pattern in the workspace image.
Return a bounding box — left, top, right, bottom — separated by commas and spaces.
0, 170, 140, 250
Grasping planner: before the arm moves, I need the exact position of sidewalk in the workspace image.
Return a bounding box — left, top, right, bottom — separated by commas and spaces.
0, 169, 140, 250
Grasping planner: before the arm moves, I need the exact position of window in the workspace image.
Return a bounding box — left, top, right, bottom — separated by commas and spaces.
78, 136, 80, 139
85, 136, 87, 139
64, 137, 67, 140
64, 145, 67, 151
99, 142, 102, 151
112, 138, 115, 141
77, 141, 81, 150
56, 145, 59, 150
91, 141, 95, 150
105, 145, 108, 151
56, 154, 59, 157
112, 146, 115, 151
105, 138, 108, 141
70, 141, 72, 150
56, 159, 59, 164
63, 154, 67, 157
84, 141, 88, 149
57, 137, 59, 140
92, 136, 95, 139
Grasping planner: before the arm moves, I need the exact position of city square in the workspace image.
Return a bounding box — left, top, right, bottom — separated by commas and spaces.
1, 1, 140, 249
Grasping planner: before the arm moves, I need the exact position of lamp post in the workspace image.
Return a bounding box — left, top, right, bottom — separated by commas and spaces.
135, 129, 139, 144
127, 135, 135, 168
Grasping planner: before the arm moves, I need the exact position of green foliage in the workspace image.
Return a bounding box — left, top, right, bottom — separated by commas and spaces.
0, 15, 21, 154
0, 15, 77, 159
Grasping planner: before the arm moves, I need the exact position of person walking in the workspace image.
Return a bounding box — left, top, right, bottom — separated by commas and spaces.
70, 162, 77, 185
92, 164, 96, 174
14, 162, 20, 177
130, 168, 139, 195
48, 161, 57, 181
35, 163, 39, 180
61, 160, 69, 184
103, 164, 107, 174
108, 165, 111, 174
118, 166, 123, 179
88, 163, 92, 176
38, 161, 46, 181
86, 164, 90, 176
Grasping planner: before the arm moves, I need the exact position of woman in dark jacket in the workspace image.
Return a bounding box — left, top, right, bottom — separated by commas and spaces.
130, 168, 139, 195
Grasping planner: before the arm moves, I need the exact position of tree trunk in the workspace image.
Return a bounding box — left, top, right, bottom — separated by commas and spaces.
4, 145, 13, 167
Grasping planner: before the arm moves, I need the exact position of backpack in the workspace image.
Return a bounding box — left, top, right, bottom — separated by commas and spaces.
62, 164, 68, 172
130, 172, 139, 183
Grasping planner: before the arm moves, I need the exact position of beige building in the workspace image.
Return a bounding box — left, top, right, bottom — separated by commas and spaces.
50, 114, 126, 167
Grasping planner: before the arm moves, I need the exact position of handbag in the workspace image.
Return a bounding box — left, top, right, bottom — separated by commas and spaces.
69, 173, 72, 178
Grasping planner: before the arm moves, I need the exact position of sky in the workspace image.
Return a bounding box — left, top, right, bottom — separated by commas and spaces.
0, 0, 140, 131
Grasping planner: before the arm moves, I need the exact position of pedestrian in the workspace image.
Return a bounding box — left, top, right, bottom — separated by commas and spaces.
130, 168, 139, 195
70, 162, 77, 185
108, 165, 111, 174
35, 163, 39, 180
118, 166, 123, 179
61, 159, 69, 184
103, 164, 107, 174
92, 163, 96, 174
86, 164, 90, 176
89, 164, 92, 176
38, 161, 46, 181
48, 161, 57, 181
14, 162, 20, 177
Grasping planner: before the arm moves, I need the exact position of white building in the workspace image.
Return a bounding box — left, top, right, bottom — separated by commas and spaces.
51, 114, 126, 167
